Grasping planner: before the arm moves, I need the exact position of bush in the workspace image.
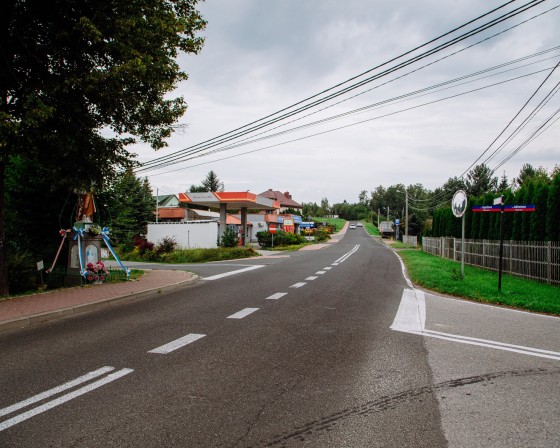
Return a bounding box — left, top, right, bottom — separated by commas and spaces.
219, 227, 239, 248
133, 235, 155, 254
8, 250, 37, 295
256, 230, 306, 248
256, 231, 273, 248
156, 236, 176, 255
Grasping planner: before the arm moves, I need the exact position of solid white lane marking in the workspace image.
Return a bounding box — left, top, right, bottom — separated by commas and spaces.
0, 368, 133, 432
390, 289, 560, 361
324, 267, 332, 270
227, 308, 259, 319
0, 366, 115, 418
290, 282, 307, 288
148, 333, 206, 354
393, 252, 414, 288
422, 330, 560, 361
305, 276, 318, 281
203, 265, 264, 280
335, 244, 360, 263
265, 293, 287, 300
316, 271, 326, 275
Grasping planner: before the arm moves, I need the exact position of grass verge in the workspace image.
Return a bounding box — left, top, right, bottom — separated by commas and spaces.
312, 217, 346, 233
399, 250, 560, 315
363, 221, 381, 236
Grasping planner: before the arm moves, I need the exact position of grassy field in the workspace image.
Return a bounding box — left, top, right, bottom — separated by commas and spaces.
398, 250, 560, 315
363, 221, 381, 236
312, 217, 346, 233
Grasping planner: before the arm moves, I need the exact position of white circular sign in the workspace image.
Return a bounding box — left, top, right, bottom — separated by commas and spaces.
452, 190, 468, 218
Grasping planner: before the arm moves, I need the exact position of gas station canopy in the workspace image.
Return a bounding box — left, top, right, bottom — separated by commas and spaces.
178, 191, 280, 211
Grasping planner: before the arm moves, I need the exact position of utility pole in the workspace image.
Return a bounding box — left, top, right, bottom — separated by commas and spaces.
377, 208, 380, 227
156, 187, 159, 223
405, 191, 409, 238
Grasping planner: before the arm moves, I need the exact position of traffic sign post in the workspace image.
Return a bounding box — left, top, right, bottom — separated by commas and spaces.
269, 224, 277, 248
472, 200, 535, 292
452, 190, 468, 279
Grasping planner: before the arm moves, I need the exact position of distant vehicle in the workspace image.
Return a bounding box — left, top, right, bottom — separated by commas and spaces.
357, 222, 363, 227
378, 221, 394, 238
349, 224, 356, 229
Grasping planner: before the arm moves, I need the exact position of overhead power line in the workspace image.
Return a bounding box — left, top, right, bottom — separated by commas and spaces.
136, 0, 551, 173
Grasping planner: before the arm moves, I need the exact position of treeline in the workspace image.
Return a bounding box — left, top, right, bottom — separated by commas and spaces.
431, 173, 560, 241
303, 163, 559, 242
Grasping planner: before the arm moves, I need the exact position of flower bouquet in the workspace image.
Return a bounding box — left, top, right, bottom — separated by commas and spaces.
85, 261, 110, 284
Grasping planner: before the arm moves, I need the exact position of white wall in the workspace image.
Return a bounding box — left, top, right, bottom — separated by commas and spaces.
147, 221, 218, 249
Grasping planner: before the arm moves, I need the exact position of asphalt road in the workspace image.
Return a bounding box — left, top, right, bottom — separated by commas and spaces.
1, 229, 559, 447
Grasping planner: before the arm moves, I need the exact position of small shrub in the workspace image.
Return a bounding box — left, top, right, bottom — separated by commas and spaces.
220, 227, 239, 248
7, 250, 37, 295
133, 236, 155, 254
156, 236, 177, 255
256, 231, 272, 248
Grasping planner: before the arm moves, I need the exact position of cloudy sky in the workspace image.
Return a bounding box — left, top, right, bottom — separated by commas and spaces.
133, 0, 560, 205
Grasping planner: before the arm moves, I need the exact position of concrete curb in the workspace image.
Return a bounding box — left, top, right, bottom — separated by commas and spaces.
0, 274, 199, 333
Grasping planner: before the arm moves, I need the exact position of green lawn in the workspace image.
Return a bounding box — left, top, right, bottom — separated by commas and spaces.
311, 217, 346, 233
399, 250, 560, 315
363, 221, 381, 236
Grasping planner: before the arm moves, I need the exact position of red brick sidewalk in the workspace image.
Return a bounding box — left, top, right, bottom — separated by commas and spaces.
0, 270, 197, 332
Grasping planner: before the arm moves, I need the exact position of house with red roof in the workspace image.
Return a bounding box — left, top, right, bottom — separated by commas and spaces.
259, 189, 302, 214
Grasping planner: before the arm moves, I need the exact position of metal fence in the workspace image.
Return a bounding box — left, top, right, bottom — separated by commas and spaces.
422, 237, 560, 285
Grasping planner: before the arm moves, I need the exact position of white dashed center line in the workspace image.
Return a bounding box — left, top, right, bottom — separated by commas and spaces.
227, 308, 259, 319
290, 282, 307, 288
316, 271, 326, 275
266, 293, 287, 300
305, 276, 318, 281
324, 267, 332, 270
148, 333, 206, 354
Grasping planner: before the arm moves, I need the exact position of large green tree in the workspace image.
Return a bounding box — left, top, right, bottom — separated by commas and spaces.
1, 0, 206, 295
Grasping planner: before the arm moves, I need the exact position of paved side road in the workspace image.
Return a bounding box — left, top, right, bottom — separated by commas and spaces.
0, 270, 197, 332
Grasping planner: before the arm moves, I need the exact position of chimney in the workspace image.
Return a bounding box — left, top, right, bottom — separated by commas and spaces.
284, 191, 291, 199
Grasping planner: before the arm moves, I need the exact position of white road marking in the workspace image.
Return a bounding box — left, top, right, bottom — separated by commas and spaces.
332, 262, 339, 266
422, 330, 560, 361
305, 276, 318, 281
227, 308, 259, 319
265, 292, 287, 300
390, 288, 560, 361
0, 368, 133, 432
0, 366, 115, 418
290, 282, 307, 288
390, 289, 425, 334
324, 267, 332, 270
316, 271, 326, 275
203, 265, 264, 280
335, 244, 360, 263
148, 333, 206, 354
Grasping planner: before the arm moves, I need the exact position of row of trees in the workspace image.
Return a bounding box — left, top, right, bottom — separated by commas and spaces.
431, 171, 560, 241
305, 163, 559, 242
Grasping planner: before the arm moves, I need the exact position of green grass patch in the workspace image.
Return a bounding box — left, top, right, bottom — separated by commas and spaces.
399, 250, 560, 315
312, 217, 346, 233
363, 221, 381, 236
105, 268, 143, 283
391, 241, 418, 249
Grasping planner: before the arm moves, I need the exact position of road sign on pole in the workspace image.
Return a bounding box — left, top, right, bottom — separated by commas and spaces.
452, 190, 468, 279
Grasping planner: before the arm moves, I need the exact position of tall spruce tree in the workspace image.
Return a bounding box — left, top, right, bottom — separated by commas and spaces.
546, 174, 560, 241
